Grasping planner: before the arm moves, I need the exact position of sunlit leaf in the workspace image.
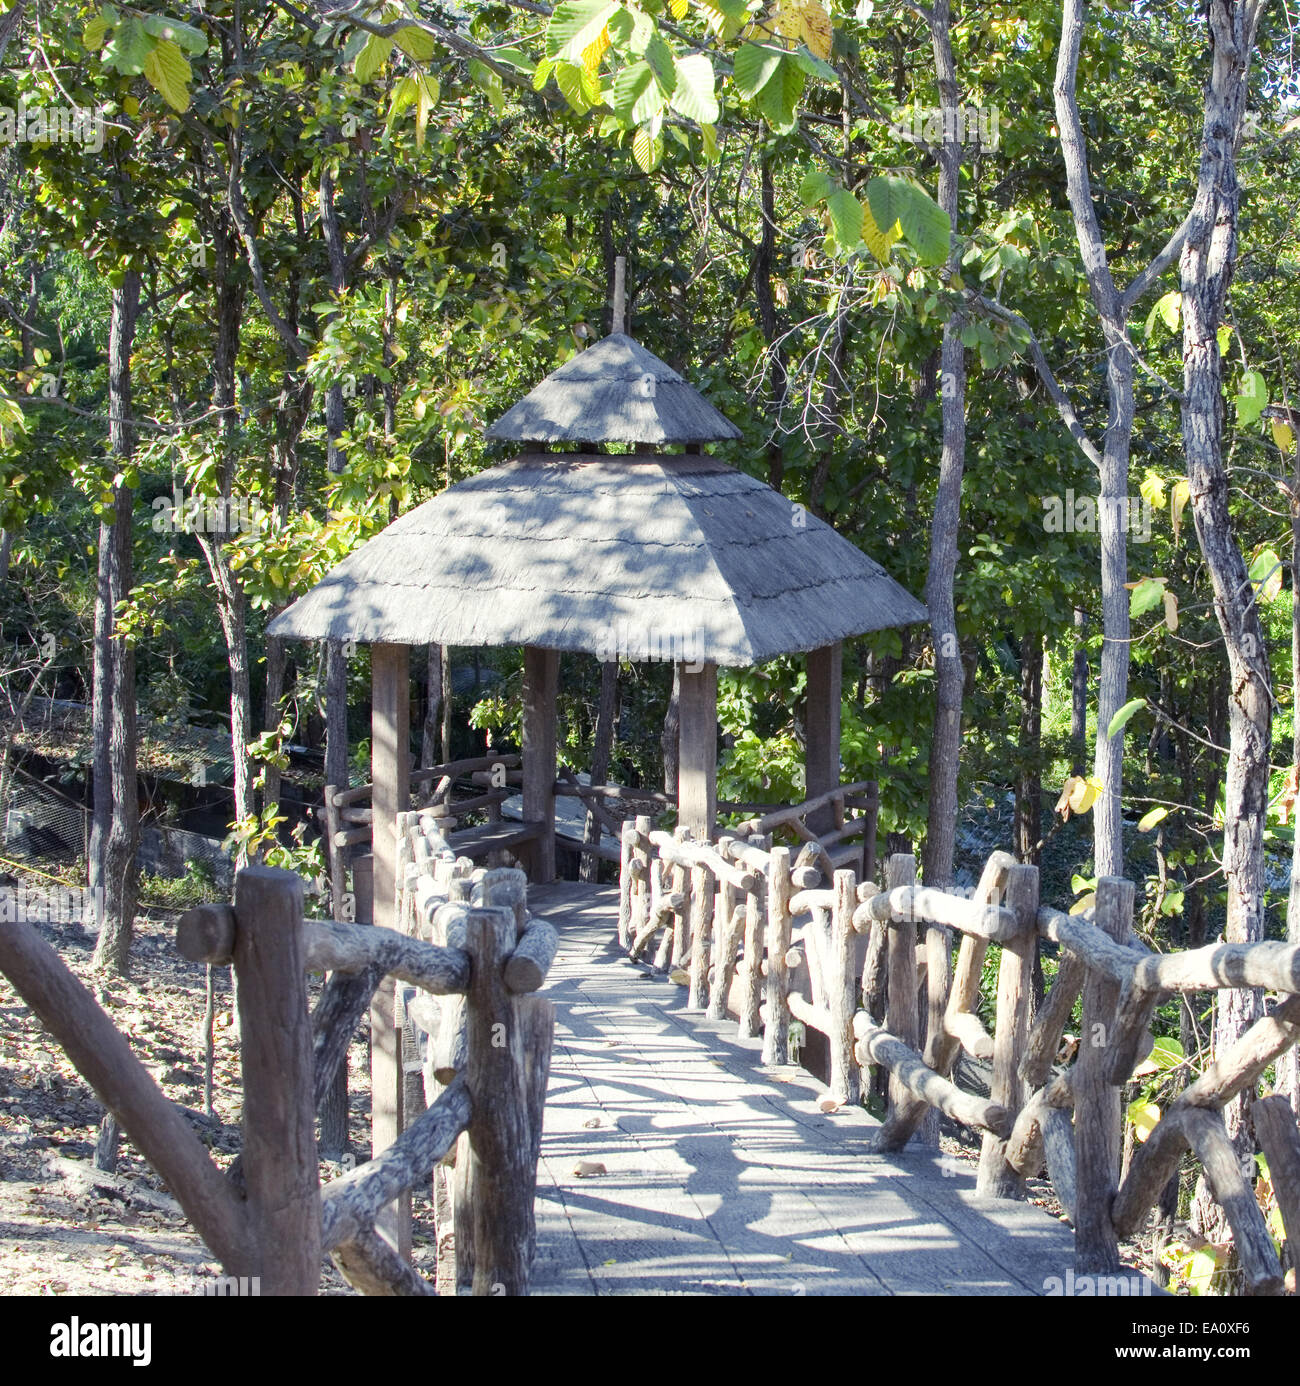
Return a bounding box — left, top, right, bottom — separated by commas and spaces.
1137, 805, 1169, 832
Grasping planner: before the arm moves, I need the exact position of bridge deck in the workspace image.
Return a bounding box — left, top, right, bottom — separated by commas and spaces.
529, 882, 1075, 1296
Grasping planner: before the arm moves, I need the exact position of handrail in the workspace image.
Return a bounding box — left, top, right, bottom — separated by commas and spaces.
616, 833, 1300, 1294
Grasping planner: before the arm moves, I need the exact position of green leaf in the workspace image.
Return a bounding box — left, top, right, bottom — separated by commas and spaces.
644, 34, 676, 94
1129, 576, 1166, 617
546, 0, 620, 63
632, 126, 663, 172
1107, 698, 1146, 740
700, 122, 719, 163
554, 60, 592, 113
1144, 290, 1180, 336
825, 188, 863, 252
1150, 1035, 1184, 1068
1249, 546, 1283, 602
790, 47, 837, 83
798, 168, 834, 205
83, 15, 110, 49
866, 177, 950, 262
1137, 806, 1169, 832
141, 14, 207, 54
611, 61, 664, 125
354, 34, 393, 84
732, 42, 782, 96
533, 57, 554, 91
394, 25, 437, 62
1216, 323, 1233, 356
492, 47, 537, 74
669, 53, 718, 124
1235, 369, 1268, 427
1127, 1099, 1161, 1142
144, 37, 192, 113
756, 55, 803, 132
103, 15, 154, 76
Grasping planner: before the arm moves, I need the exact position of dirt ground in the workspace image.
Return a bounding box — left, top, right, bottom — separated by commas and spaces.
0, 902, 443, 1296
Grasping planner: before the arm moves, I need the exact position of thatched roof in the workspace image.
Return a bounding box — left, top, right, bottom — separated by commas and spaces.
484, 333, 742, 445
268, 454, 926, 664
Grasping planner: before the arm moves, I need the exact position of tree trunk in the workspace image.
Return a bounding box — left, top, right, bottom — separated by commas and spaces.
756, 157, 788, 493
1055, 0, 1138, 880
319, 636, 351, 1158
1180, 1, 1269, 1178
662, 665, 680, 799
1071, 608, 1089, 776
1284, 428, 1300, 1112
1015, 633, 1044, 866
581, 661, 618, 883
320, 150, 348, 474
90, 272, 142, 975
421, 644, 442, 769
920, 0, 965, 891
261, 635, 287, 814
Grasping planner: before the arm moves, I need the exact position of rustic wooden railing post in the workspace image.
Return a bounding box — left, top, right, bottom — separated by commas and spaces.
232, 865, 321, 1295
463, 902, 552, 1295
618, 820, 637, 949
829, 869, 859, 1105
762, 845, 794, 1065
876, 853, 921, 1150
1074, 875, 1134, 1273
976, 862, 1038, 1197
688, 861, 715, 1010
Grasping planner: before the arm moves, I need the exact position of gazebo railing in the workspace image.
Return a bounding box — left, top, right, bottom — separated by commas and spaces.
618, 830, 1300, 1293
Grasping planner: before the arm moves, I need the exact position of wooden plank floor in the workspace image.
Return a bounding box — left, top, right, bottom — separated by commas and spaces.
528, 881, 1076, 1296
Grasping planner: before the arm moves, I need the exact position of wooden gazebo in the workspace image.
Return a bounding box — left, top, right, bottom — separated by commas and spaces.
270, 286, 925, 904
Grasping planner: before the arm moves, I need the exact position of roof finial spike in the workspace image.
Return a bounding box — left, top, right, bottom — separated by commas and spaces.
611, 255, 626, 336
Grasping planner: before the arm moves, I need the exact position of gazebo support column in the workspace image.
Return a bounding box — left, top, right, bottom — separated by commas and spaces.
678, 661, 718, 838
370, 641, 411, 1256
522, 646, 558, 882
805, 642, 842, 837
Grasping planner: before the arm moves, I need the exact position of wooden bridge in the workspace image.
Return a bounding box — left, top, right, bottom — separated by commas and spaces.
527, 882, 1073, 1296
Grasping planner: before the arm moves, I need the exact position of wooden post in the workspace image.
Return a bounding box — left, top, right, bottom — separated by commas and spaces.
233, 866, 321, 1295
877, 853, 921, 1151
618, 821, 636, 949
677, 661, 717, 838
371, 641, 411, 1257
805, 642, 842, 837
976, 862, 1039, 1197
688, 863, 715, 1010
738, 834, 769, 1037
762, 846, 793, 1065
1074, 875, 1134, 1273
464, 904, 549, 1294
522, 645, 558, 883
829, 869, 859, 1105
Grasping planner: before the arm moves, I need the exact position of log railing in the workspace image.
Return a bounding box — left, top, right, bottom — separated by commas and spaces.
0, 822, 558, 1296
617, 833, 1300, 1293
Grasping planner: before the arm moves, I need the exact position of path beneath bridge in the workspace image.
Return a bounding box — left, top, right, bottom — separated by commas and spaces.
528, 882, 1077, 1297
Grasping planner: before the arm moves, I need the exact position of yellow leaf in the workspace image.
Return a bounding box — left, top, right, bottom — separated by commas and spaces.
1170, 477, 1190, 544
1127, 1099, 1161, 1142
143, 38, 192, 113
1054, 775, 1082, 819
797, 0, 834, 60
581, 24, 610, 77
668, 967, 690, 985
670, 0, 689, 15
1069, 892, 1096, 916
1068, 776, 1101, 814
861, 199, 900, 262
1163, 588, 1178, 633
1272, 417, 1295, 455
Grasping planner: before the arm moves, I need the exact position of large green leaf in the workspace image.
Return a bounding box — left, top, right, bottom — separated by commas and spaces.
757, 55, 804, 132
644, 34, 676, 94
394, 25, 437, 62
547, 0, 620, 63
865, 176, 949, 265
1129, 576, 1166, 617
611, 61, 665, 125
732, 42, 782, 96
1106, 697, 1146, 740
355, 34, 393, 84
142, 14, 207, 54
1235, 369, 1268, 427
826, 188, 863, 251
103, 15, 154, 75
669, 54, 718, 124
798, 168, 834, 206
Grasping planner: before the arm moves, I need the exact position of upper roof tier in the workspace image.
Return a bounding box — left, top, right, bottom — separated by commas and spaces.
483, 333, 743, 446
